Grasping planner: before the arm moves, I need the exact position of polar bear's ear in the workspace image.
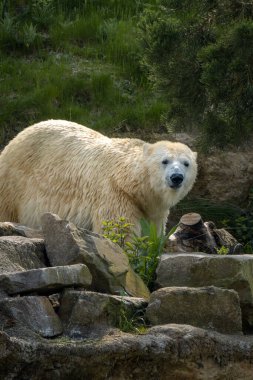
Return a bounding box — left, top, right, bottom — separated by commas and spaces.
143, 143, 152, 156
193, 151, 198, 160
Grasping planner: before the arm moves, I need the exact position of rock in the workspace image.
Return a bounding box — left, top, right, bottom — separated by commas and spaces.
0, 222, 43, 238
156, 253, 253, 303
0, 296, 62, 338
0, 236, 46, 274
146, 286, 242, 334
0, 324, 253, 379
156, 253, 253, 329
41, 213, 150, 299
0, 264, 92, 295
48, 293, 61, 309
0, 289, 8, 300
59, 290, 147, 338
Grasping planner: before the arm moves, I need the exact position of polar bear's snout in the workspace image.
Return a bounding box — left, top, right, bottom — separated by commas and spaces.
170, 173, 184, 188
165, 164, 185, 189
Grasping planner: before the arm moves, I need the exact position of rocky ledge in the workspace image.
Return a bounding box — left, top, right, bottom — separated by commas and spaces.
1, 324, 253, 380
0, 213, 253, 379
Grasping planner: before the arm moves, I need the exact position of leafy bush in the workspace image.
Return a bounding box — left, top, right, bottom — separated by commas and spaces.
139, 0, 253, 147
102, 217, 169, 289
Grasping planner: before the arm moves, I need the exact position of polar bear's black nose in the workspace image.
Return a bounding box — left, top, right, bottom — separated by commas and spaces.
170, 173, 184, 186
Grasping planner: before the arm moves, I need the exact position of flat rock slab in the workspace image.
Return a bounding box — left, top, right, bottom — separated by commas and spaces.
146, 286, 242, 334
0, 296, 62, 337
59, 290, 147, 338
0, 264, 92, 295
0, 235, 46, 274
41, 213, 150, 299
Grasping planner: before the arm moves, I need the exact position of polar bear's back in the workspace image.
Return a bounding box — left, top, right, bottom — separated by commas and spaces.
9, 119, 108, 152
0, 120, 117, 227
0, 120, 117, 176
0, 120, 147, 229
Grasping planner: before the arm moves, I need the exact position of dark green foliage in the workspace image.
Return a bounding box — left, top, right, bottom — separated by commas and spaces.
139, 0, 253, 147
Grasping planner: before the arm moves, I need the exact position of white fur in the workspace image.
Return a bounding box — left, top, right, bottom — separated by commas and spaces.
0, 120, 197, 235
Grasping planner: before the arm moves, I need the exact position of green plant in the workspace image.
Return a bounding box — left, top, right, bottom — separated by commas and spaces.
21, 22, 38, 48
216, 246, 229, 255
127, 219, 169, 288
0, 14, 17, 48
117, 300, 147, 334
31, 0, 55, 28
102, 217, 134, 247
102, 217, 169, 289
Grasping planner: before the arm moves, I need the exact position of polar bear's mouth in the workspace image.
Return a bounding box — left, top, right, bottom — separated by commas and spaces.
170, 183, 183, 189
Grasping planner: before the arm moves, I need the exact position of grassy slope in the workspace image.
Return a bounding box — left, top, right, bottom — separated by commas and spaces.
0, 0, 166, 145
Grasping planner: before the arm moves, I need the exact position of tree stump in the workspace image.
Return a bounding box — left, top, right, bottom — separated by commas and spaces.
167, 213, 243, 254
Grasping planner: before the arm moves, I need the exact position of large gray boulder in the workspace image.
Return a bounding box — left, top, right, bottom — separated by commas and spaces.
146, 286, 242, 334
0, 235, 46, 274
0, 296, 62, 338
59, 289, 147, 338
0, 264, 92, 295
156, 253, 253, 328
41, 213, 150, 299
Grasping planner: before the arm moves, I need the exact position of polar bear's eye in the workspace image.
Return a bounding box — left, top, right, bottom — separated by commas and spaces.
184, 161, 189, 167
162, 159, 169, 165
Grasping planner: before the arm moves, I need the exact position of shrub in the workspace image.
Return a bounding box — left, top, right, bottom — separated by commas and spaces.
139, 0, 253, 147
102, 217, 169, 289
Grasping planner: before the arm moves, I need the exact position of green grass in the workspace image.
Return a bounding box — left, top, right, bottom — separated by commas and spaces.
0, 0, 163, 146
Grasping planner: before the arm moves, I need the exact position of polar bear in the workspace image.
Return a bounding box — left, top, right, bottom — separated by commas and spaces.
0, 120, 197, 235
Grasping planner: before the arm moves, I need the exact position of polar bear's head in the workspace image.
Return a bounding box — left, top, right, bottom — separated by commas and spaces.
143, 141, 197, 205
